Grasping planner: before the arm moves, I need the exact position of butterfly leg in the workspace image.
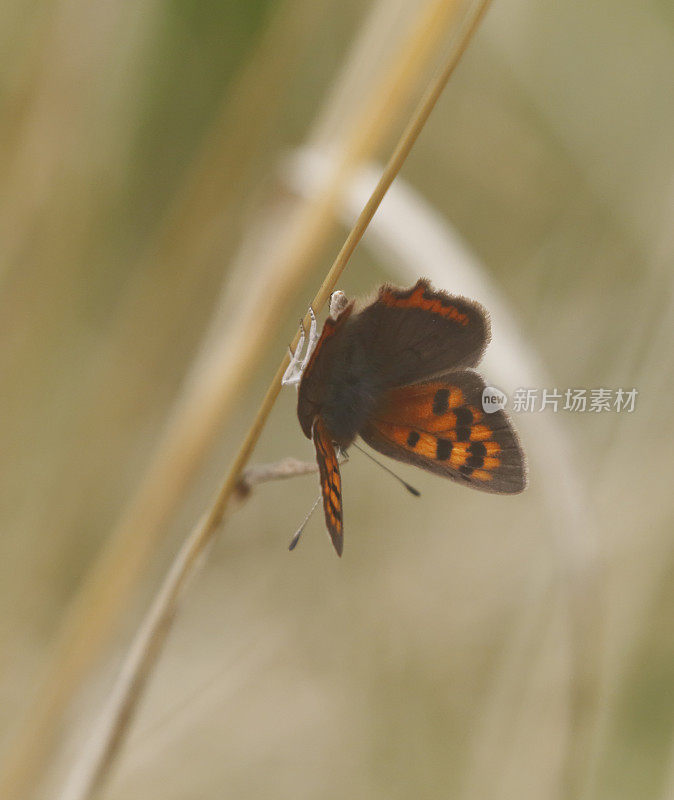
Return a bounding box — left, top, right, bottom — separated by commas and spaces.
281, 318, 306, 386
300, 306, 318, 369
281, 307, 317, 387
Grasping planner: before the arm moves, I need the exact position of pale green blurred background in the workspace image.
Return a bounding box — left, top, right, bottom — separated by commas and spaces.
1, 1, 674, 798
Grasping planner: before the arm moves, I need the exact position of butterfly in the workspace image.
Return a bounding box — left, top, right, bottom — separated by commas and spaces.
282, 278, 526, 556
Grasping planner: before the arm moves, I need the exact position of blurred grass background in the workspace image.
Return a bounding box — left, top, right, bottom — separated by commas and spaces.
1, 0, 673, 798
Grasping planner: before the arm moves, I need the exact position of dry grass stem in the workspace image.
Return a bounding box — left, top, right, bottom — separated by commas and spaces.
55, 3, 492, 797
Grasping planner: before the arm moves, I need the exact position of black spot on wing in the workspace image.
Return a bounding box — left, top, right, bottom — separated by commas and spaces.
455, 406, 473, 442
468, 441, 486, 457
407, 430, 420, 448
466, 441, 486, 469
455, 407, 473, 426
436, 438, 453, 460
432, 388, 450, 416
326, 493, 342, 521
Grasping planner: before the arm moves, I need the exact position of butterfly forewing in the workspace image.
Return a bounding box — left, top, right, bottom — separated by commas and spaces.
348, 279, 490, 387
360, 370, 526, 494
312, 416, 344, 555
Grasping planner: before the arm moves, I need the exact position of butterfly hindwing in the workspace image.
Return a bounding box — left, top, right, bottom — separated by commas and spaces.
312, 416, 344, 555
360, 370, 526, 494
347, 278, 490, 387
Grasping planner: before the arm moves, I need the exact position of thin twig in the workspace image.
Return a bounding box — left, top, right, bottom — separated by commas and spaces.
58, 4, 492, 798
235, 456, 320, 498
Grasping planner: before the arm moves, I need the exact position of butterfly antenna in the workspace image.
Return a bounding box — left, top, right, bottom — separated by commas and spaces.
288, 494, 322, 551
352, 442, 421, 496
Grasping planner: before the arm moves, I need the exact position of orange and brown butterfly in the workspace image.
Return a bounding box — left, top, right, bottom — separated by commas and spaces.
282, 278, 527, 556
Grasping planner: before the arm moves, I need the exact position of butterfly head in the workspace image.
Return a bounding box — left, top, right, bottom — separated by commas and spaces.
329, 290, 349, 319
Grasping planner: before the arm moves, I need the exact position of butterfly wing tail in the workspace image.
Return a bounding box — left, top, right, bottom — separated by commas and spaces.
312, 417, 344, 555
